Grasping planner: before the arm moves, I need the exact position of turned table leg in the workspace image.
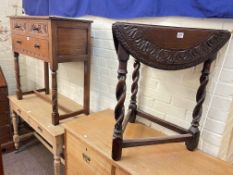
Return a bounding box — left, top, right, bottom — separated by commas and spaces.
51, 68, 59, 125
14, 52, 22, 100
53, 136, 63, 175
83, 59, 90, 115
12, 112, 20, 149
44, 62, 49, 94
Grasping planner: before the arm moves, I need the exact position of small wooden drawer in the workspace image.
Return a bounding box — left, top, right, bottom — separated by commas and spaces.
11, 20, 27, 34
12, 34, 28, 52
0, 125, 11, 144
12, 34, 49, 61
11, 102, 30, 124
28, 117, 53, 145
28, 21, 49, 37
66, 132, 112, 175
29, 37, 49, 61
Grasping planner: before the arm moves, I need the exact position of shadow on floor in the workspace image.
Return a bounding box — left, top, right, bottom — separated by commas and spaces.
2, 140, 64, 175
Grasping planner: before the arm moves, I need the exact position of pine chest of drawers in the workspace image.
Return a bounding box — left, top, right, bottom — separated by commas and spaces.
64, 110, 233, 175
0, 67, 12, 151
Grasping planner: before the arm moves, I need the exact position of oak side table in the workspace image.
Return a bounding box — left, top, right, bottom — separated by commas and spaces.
10, 16, 92, 125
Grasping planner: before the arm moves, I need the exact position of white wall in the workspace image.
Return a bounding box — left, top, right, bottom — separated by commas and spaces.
0, 0, 26, 95
1, 1, 233, 159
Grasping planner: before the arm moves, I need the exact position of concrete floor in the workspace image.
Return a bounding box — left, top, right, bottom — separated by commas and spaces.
2, 140, 64, 175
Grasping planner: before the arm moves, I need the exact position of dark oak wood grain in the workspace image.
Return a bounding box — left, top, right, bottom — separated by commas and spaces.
112, 22, 231, 161
0, 67, 13, 152
10, 16, 92, 125
0, 146, 3, 175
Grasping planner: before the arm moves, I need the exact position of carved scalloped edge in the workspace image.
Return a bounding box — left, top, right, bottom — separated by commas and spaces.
113, 23, 231, 70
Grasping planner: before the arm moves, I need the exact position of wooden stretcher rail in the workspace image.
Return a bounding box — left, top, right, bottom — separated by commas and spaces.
59, 109, 85, 120
137, 110, 189, 134
33, 90, 72, 113
22, 88, 46, 95
122, 134, 192, 148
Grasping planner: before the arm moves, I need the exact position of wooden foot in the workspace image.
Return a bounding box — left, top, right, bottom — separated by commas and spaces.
53, 136, 63, 175
12, 113, 19, 149
54, 155, 61, 175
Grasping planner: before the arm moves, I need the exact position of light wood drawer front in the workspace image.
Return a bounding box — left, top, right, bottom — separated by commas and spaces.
66, 132, 112, 175
28, 21, 49, 37
29, 37, 49, 61
11, 20, 27, 34
12, 35, 49, 61
11, 102, 30, 124
28, 117, 53, 146
11, 101, 53, 145
12, 34, 28, 52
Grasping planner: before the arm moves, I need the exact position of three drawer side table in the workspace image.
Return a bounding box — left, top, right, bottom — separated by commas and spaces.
10, 16, 93, 125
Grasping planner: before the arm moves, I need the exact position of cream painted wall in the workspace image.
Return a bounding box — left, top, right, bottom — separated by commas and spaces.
0, 0, 26, 95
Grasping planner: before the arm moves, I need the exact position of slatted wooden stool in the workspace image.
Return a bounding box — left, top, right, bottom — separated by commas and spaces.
111, 22, 231, 160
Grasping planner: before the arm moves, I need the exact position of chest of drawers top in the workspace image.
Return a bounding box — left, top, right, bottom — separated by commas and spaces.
10, 16, 92, 69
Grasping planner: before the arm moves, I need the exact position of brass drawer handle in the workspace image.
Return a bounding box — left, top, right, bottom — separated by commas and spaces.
17, 109, 21, 114
37, 126, 43, 133
34, 43, 40, 49
32, 26, 39, 31
82, 153, 91, 164
16, 40, 22, 44
14, 24, 21, 29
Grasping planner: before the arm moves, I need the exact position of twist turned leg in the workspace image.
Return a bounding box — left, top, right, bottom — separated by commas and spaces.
129, 61, 140, 123
185, 59, 212, 151
112, 44, 129, 161
12, 113, 20, 149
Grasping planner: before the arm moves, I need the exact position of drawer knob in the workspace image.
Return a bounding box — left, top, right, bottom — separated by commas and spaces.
82, 153, 91, 164
37, 126, 43, 132
14, 24, 21, 29
34, 43, 40, 49
17, 109, 21, 114
32, 26, 40, 31
16, 40, 22, 44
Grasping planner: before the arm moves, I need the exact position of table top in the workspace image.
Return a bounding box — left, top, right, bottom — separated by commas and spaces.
9, 93, 83, 136
64, 109, 233, 175
9, 15, 93, 23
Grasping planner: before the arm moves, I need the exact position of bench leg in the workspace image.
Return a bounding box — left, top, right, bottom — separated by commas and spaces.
12, 112, 19, 149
